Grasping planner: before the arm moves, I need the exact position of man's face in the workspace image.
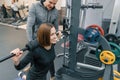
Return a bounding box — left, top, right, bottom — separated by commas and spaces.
44, 0, 58, 10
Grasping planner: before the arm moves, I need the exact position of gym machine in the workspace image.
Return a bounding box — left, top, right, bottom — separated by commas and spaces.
55, 0, 120, 80
105, 0, 120, 74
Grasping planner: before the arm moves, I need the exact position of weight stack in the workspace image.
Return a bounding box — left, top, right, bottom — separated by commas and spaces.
84, 48, 102, 67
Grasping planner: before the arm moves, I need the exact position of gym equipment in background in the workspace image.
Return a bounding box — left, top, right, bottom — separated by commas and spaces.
87, 24, 104, 36
104, 33, 118, 43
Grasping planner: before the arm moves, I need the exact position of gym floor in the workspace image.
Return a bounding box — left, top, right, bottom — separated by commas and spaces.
0, 24, 27, 80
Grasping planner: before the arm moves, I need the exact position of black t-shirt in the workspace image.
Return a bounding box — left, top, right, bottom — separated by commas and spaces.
15, 44, 55, 80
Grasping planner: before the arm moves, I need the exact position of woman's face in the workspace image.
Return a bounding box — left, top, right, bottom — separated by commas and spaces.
45, 0, 58, 10
50, 27, 57, 44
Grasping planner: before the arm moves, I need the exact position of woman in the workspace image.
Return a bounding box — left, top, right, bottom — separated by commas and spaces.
11, 23, 60, 80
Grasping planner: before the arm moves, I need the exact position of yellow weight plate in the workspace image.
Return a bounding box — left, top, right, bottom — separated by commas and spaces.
100, 50, 115, 64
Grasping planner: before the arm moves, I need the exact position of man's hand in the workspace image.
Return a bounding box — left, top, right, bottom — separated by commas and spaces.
56, 31, 62, 40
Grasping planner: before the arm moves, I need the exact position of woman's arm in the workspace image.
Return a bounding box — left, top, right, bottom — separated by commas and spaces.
49, 61, 55, 78
11, 48, 34, 70
11, 48, 23, 66
14, 51, 34, 70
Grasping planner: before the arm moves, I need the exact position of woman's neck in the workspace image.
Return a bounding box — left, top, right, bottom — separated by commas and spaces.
44, 45, 52, 50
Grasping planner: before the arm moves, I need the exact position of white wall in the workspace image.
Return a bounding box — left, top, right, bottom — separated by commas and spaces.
56, 0, 66, 10
0, 0, 3, 5
82, 0, 115, 28
61, 0, 66, 7
102, 0, 115, 19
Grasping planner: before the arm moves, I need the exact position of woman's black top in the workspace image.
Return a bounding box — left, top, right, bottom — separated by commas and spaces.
15, 44, 56, 80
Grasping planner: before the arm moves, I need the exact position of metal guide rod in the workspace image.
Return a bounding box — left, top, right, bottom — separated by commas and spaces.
77, 62, 105, 71
109, 0, 120, 34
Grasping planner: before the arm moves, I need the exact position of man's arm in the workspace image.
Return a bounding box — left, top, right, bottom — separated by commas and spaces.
26, 3, 36, 41
53, 10, 59, 31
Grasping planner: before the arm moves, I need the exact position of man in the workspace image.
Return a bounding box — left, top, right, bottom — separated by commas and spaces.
11, 0, 22, 20
26, 0, 59, 41
1, 3, 8, 18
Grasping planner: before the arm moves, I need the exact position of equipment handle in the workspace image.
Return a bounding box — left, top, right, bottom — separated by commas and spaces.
0, 47, 28, 63
81, 5, 103, 9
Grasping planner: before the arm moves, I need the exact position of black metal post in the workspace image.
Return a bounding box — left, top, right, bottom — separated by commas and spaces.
68, 0, 81, 70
